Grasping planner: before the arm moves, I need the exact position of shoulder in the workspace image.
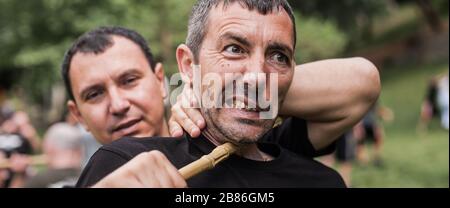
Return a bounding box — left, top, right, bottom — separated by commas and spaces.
281, 149, 346, 187
76, 136, 185, 187
263, 117, 308, 141
103, 136, 186, 159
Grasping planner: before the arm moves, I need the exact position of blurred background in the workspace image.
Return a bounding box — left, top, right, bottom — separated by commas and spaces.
0, 0, 448, 188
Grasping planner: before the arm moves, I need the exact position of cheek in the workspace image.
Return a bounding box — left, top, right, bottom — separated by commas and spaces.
135, 83, 165, 115
201, 55, 245, 75
80, 105, 107, 130
278, 79, 291, 94
278, 73, 294, 94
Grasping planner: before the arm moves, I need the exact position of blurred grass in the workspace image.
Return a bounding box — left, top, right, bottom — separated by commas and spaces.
351, 62, 449, 188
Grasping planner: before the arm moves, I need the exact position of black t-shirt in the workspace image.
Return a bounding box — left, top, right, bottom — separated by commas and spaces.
261, 117, 335, 157
76, 117, 343, 188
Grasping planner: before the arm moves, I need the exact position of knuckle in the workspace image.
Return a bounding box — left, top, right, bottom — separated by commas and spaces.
175, 179, 187, 188
149, 150, 165, 160
181, 116, 192, 124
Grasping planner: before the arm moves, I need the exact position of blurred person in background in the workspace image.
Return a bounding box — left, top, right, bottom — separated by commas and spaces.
0, 152, 9, 187
320, 131, 356, 187
419, 75, 442, 131
1, 111, 41, 152
0, 111, 34, 188
64, 111, 101, 168
9, 111, 41, 152
354, 103, 393, 167
11, 123, 84, 188
436, 72, 448, 130
418, 72, 449, 131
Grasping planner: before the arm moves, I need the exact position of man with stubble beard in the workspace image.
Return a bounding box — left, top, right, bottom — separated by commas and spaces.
75, 0, 380, 188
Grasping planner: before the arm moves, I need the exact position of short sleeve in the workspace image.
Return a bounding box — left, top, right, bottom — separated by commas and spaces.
75, 148, 130, 188
260, 117, 335, 158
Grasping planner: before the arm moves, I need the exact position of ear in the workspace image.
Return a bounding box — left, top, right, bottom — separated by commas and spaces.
67, 100, 89, 131
153, 62, 167, 98
176, 44, 195, 84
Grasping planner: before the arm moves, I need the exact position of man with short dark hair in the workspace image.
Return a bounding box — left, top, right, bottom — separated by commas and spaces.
74, 0, 380, 188
63, 27, 169, 145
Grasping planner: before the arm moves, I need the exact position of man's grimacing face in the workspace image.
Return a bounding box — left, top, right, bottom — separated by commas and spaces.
197, 3, 295, 144
67, 36, 167, 144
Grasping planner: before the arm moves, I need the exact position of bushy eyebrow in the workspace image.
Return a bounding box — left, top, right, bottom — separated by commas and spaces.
116, 69, 142, 81
219, 32, 252, 48
219, 32, 293, 57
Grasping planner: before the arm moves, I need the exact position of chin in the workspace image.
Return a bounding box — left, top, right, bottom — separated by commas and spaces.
220, 122, 272, 144
205, 108, 274, 144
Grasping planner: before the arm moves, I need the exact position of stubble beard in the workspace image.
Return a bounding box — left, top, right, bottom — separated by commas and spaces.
202, 108, 275, 145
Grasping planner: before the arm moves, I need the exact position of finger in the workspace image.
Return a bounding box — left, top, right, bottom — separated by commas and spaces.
173, 95, 203, 132
168, 118, 183, 137
152, 151, 180, 188
181, 84, 200, 109
154, 151, 187, 188
183, 87, 200, 109
172, 105, 200, 137
137, 152, 163, 188
184, 108, 205, 130
94, 167, 143, 188
180, 90, 193, 109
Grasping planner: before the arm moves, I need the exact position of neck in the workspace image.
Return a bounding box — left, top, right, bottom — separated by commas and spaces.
202, 127, 273, 162
159, 118, 170, 137
236, 145, 274, 162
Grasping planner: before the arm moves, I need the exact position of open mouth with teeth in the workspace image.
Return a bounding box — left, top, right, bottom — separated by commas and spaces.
226, 98, 271, 113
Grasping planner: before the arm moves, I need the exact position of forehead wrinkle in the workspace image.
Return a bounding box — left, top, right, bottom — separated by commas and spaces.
215, 17, 255, 37
209, 5, 294, 51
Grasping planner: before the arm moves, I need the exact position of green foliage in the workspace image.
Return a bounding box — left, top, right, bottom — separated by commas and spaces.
396, 0, 449, 16
0, 0, 196, 105
290, 0, 388, 46
295, 13, 349, 63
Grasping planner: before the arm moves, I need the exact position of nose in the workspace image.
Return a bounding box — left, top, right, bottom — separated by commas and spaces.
244, 53, 266, 74
242, 54, 267, 89
242, 54, 273, 103
108, 88, 131, 117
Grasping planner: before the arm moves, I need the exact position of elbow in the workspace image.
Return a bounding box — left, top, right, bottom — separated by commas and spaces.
353, 57, 381, 105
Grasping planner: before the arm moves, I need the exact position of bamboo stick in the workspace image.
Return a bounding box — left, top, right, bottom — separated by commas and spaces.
179, 142, 239, 180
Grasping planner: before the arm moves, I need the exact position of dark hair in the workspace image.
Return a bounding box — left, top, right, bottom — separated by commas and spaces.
61, 26, 156, 101
186, 0, 296, 63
